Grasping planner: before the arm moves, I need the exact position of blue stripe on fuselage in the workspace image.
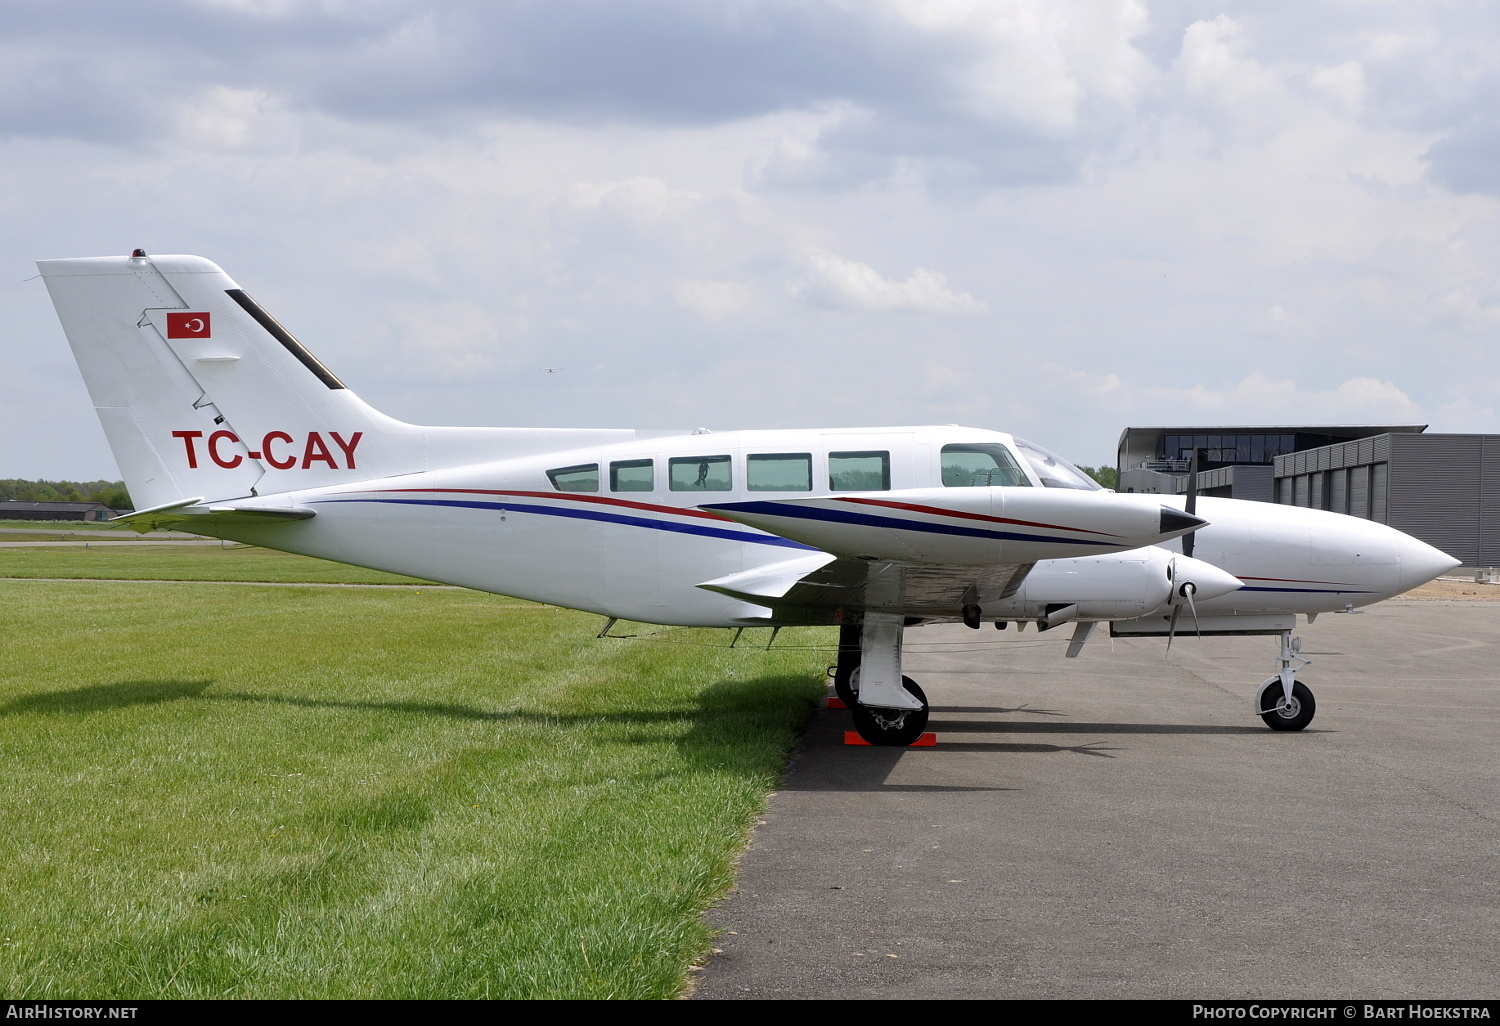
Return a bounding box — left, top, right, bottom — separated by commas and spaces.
1236, 585, 1376, 594
313, 497, 817, 549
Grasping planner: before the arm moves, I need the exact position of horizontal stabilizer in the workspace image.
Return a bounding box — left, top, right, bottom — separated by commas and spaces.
114, 501, 315, 534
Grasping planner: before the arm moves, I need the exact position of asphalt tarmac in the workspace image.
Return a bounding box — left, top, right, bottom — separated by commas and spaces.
692, 600, 1500, 999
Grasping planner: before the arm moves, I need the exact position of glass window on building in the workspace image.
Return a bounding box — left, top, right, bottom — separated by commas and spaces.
829, 451, 890, 491
669, 455, 732, 491
747, 453, 812, 491
547, 463, 599, 492
610, 459, 653, 492
941, 443, 1032, 487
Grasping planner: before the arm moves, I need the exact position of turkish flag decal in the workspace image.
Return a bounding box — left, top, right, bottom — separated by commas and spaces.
166, 312, 211, 338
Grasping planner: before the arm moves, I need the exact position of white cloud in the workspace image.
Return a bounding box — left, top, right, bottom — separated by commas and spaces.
1432, 397, 1498, 432
1134, 372, 1423, 424
559, 176, 702, 232
790, 252, 987, 314
173, 86, 300, 152
1308, 61, 1365, 112
673, 278, 756, 321
884, 0, 1152, 130
387, 300, 508, 378
10, 2, 1500, 482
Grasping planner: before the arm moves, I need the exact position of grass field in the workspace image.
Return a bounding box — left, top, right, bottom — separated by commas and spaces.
0, 547, 831, 998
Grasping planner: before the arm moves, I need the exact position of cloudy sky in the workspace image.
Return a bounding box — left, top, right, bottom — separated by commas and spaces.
5, 0, 1500, 480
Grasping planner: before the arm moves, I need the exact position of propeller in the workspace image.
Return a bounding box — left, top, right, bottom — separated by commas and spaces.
1165, 564, 1200, 653
1182, 448, 1199, 559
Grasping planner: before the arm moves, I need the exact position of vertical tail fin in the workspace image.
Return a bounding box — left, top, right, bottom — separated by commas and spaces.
39, 252, 422, 508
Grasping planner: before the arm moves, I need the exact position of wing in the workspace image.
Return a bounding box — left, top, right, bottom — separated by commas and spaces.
696, 553, 1033, 624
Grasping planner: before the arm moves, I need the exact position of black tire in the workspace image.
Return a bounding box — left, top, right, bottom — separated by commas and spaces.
832, 622, 862, 707
1260, 680, 1315, 731
850, 676, 929, 746
834, 664, 859, 707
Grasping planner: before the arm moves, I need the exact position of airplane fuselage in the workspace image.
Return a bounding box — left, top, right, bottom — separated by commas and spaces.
191, 425, 1452, 628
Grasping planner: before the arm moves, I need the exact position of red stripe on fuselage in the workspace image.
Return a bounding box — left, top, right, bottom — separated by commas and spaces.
833, 496, 1120, 537
370, 488, 732, 521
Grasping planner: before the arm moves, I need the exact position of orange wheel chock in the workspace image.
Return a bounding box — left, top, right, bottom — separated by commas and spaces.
843, 731, 937, 747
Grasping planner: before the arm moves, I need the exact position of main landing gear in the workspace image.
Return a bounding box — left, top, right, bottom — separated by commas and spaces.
830, 616, 932, 746
832, 621, 861, 708
1254, 630, 1316, 731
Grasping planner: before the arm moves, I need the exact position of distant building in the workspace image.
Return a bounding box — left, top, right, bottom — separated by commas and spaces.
1116, 424, 1500, 567
0, 500, 121, 522
1273, 433, 1500, 568
1116, 425, 1425, 501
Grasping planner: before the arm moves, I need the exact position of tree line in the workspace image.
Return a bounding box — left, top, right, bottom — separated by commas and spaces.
0, 479, 132, 510
1076, 465, 1118, 489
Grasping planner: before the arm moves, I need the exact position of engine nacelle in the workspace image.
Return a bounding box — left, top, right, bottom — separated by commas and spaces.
981, 548, 1242, 622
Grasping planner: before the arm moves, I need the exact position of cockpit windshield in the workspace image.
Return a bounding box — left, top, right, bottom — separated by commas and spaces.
1013, 437, 1103, 490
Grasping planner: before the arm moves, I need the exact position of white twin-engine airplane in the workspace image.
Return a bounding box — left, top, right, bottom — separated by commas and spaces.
39, 252, 1460, 745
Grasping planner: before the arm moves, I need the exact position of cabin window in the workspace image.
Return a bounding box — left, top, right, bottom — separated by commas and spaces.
829, 451, 890, 491
940, 443, 1031, 487
610, 459, 654, 492
546, 463, 599, 492
747, 453, 812, 491
669, 455, 732, 491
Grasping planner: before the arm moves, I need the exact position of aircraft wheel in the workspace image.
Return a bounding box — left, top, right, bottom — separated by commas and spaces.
834, 664, 860, 707
1260, 681, 1316, 732
850, 677, 929, 746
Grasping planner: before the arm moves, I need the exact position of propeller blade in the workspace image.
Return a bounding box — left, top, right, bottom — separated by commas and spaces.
1183, 449, 1198, 558
1184, 581, 1200, 637
1166, 602, 1181, 652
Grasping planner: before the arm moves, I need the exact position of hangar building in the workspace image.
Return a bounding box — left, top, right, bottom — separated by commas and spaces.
1116, 425, 1500, 567
0, 500, 120, 522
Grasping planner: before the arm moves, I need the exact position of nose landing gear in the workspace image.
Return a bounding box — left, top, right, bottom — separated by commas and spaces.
1254, 631, 1316, 731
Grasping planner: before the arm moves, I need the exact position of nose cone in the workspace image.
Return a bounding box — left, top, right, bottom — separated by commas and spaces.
1399, 534, 1461, 592
1174, 554, 1244, 602
1159, 507, 1207, 538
